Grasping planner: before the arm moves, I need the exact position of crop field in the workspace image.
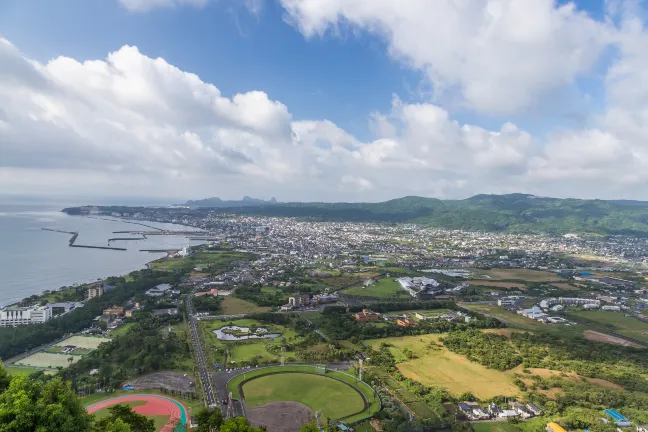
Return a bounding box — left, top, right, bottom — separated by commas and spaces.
151, 251, 252, 271
221, 296, 270, 314
55, 335, 110, 349
567, 310, 648, 343
467, 280, 527, 289
342, 278, 409, 298
242, 373, 365, 420
471, 268, 561, 282
16, 352, 82, 369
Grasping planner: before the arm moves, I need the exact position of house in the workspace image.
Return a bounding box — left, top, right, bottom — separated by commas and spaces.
498, 410, 519, 419
397, 318, 417, 327
103, 306, 125, 316
354, 309, 380, 322
510, 401, 533, 418
636, 426, 648, 432
125, 309, 136, 318
526, 403, 543, 416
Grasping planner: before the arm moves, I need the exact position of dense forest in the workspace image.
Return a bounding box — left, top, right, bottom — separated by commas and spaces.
0, 270, 180, 360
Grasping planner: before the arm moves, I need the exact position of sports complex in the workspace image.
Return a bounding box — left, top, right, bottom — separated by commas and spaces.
226, 365, 381, 432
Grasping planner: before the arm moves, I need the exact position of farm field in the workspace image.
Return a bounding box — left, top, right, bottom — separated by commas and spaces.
567, 310, 648, 344
151, 251, 252, 271
342, 278, 409, 298
242, 373, 365, 420
221, 296, 270, 314
54, 335, 110, 349
472, 421, 522, 432
467, 280, 527, 289
471, 268, 561, 282
16, 352, 82, 369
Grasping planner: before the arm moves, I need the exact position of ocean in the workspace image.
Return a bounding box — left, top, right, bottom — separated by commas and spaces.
0, 203, 203, 307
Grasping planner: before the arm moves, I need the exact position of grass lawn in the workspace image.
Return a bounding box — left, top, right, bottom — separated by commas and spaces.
221, 297, 270, 315
151, 252, 253, 272
242, 373, 365, 420
566, 310, 648, 343
16, 352, 82, 369
343, 278, 409, 298
367, 335, 520, 399
4, 365, 49, 376
110, 323, 136, 337
230, 344, 277, 362
461, 304, 549, 332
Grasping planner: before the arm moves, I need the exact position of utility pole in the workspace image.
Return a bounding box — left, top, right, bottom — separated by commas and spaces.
281, 346, 285, 367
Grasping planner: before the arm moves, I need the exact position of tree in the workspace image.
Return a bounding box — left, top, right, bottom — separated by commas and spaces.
98, 321, 108, 331
194, 407, 224, 432
0, 362, 9, 393
219, 417, 264, 432
0, 375, 92, 432
92, 404, 155, 432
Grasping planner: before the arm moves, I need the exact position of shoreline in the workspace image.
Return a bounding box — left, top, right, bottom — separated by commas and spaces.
1, 214, 204, 308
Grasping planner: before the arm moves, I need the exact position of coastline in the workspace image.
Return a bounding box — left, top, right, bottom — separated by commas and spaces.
0, 211, 204, 308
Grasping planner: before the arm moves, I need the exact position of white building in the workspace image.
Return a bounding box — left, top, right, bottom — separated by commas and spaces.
540, 298, 600, 309
602, 305, 621, 312
0, 305, 52, 327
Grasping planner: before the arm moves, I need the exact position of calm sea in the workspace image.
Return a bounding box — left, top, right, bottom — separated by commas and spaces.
0, 204, 203, 307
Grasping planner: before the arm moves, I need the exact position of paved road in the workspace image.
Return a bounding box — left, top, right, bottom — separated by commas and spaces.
185, 293, 221, 409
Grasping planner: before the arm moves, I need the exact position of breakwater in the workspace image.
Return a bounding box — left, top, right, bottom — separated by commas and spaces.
42, 228, 126, 251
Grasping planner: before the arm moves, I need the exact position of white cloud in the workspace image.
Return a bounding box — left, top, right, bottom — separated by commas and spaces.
280, 0, 612, 115
4, 12, 648, 202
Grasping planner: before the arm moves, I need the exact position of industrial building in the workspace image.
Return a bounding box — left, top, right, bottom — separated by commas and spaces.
0, 305, 52, 327
539, 298, 601, 309
354, 309, 380, 322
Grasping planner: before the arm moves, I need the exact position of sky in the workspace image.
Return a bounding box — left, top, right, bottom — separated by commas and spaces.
1, 0, 648, 203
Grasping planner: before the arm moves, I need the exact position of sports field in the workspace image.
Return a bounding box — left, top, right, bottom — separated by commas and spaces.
16, 352, 81, 369
87, 394, 188, 432
242, 373, 365, 419
55, 335, 111, 349
343, 278, 409, 298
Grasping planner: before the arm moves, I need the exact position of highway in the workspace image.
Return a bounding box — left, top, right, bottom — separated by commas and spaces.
185, 292, 221, 409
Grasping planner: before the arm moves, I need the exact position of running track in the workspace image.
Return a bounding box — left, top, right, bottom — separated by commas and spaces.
87, 394, 188, 432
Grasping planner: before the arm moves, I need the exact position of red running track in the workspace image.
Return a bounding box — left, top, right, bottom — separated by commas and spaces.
87, 395, 188, 432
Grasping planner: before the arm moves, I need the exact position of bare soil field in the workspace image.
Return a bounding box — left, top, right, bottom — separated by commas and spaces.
583, 330, 644, 348
246, 401, 313, 432
472, 268, 561, 282
126, 372, 194, 393
467, 280, 527, 289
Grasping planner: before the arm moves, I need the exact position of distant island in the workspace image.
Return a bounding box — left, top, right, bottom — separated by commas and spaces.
180, 196, 278, 208
62, 193, 648, 236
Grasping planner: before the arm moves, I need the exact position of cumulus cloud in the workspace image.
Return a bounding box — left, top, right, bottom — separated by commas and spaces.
280, 0, 612, 115
3, 6, 648, 202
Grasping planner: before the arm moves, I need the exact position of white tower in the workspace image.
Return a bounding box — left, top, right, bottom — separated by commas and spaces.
315, 410, 322, 428
358, 359, 364, 381
281, 346, 286, 366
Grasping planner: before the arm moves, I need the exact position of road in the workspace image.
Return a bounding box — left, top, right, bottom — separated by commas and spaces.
185, 292, 221, 409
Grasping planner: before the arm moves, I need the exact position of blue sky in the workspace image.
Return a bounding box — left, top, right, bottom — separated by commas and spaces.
1, 0, 648, 201
0, 0, 608, 139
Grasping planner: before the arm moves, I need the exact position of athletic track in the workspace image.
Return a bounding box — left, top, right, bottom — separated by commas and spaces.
86, 394, 188, 432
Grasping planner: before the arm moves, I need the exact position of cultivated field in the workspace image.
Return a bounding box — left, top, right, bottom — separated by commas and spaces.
16, 352, 82, 369
242, 373, 365, 420
467, 280, 527, 289
343, 278, 409, 298
471, 268, 561, 282
55, 335, 110, 349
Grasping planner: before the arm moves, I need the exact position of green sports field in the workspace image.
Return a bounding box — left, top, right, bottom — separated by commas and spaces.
242, 373, 365, 419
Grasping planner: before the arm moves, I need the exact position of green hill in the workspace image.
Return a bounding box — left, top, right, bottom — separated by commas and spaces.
225, 194, 648, 235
